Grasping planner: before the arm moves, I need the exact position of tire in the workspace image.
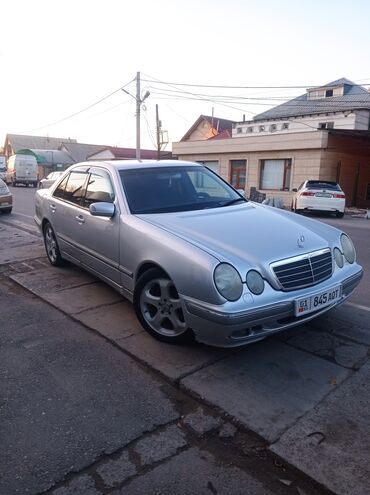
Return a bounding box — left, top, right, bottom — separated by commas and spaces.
43, 222, 64, 266
336, 211, 344, 218
134, 268, 194, 345
293, 201, 301, 214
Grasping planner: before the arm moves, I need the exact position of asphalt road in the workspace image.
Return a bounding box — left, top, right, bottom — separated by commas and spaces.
6, 183, 38, 227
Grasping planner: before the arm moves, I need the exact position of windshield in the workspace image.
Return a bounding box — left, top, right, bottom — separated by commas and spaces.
120, 166, 245, 214
306, 181, 341, 191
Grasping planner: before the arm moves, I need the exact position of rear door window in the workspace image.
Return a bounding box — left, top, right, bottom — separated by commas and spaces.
61, 171, 88, 206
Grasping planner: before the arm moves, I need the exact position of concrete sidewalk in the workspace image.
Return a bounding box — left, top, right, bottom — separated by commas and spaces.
2, 221, 370, 495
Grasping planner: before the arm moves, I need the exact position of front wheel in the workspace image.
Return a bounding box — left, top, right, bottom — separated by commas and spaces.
336, 211, 344, 218
134, 268, 194, 345
43, 222, 64, 266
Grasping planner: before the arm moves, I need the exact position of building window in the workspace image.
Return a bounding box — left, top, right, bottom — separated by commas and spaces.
230, 160, 247, 189
247, 126, 253, 133
282, 122, 289, 130
269, 124, 277, 132
236, 127, 243, 134
259, 125, 265, 132
325, 89, 333, 97
260, 159, 292, 191
318, 122, 334, 130
197, 160, 220, 175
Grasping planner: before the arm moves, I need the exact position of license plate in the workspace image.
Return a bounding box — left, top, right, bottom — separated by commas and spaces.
295, 285, 342, 316
315, 193, 332, 198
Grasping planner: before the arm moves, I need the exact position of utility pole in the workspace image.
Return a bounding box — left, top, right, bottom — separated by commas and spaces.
136, 72, 141, 160
156, 104, 161, 160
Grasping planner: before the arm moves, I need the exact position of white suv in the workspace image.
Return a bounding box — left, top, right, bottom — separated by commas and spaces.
292, 180, 345, 218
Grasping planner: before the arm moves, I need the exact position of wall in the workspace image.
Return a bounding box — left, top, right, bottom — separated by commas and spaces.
232, 111, 369, 137
174, 132, 325, 207
322, 133, 370, 207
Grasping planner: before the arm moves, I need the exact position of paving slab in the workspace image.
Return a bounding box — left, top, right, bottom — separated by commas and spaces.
112, 447, 274, 495
10, 266, 122, 314
75, 301, 143, 340
310, 304, 370, 346
271, 361, 370, 495
277, 324, 368, 370
180, 340, 350, 442
120, 331, 233, 383
10, 264, 97, 293
0, 222, 44, 263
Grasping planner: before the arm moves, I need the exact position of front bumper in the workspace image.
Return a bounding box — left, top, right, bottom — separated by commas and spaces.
183, 269, 363, 347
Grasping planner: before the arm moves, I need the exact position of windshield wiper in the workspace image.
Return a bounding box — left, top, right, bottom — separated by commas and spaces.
219, 198, 247, 207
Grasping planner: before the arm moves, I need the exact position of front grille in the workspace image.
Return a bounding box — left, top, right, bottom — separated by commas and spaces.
271, 249, 333, 291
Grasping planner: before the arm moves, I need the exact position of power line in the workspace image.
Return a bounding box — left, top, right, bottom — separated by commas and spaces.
142, 75, 370, 90
24, 78, 136, 133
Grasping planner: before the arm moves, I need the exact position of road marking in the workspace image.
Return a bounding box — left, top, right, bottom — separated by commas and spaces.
13, 212, 34, 219
343, 302, 370, 313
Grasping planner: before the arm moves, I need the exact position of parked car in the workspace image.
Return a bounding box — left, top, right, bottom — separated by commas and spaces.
6, 154, 38, 187
39, 171, 65, 189
34, 161, 363, 348
0, 156, 6, 181
292, 180, 346, 217
0, 178, 12, 214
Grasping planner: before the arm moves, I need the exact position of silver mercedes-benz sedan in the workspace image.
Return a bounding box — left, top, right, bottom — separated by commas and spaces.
34, 160, 363, 348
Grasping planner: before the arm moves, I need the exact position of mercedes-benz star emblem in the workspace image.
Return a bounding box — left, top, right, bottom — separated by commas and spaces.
297, 235, 306, 248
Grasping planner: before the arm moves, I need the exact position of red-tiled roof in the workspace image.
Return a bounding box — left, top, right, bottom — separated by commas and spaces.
180, 115, 236, 141
88, 146, 172, 160
208, 129, 232, 140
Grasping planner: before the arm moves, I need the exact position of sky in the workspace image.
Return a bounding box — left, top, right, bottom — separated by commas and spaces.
1, 0, 370, 152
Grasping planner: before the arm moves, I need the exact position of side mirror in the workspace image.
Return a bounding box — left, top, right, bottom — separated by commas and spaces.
292, 188, 298, 193
237, 189, 245, 197
89, 202, 115, 218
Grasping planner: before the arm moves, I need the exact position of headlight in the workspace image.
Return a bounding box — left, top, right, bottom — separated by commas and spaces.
333, 247, 344, 268
214, 263, 243, 301
340, 234, 356, 264
246, 270, 265, 295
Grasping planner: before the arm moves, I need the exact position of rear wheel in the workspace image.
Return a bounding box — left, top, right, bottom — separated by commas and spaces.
43, 222, 64, 266
134, 268, 193, 345
336, 211, 344, 218
293, 201, 301, 214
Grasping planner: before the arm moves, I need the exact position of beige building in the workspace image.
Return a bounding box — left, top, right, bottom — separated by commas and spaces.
173, 79, 370, 209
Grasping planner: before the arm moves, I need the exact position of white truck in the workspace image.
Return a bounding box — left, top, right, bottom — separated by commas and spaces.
6, 154, 38, 187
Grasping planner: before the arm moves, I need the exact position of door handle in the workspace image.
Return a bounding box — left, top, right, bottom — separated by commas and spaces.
49, 204, 56, 212
75, 215, 85, 224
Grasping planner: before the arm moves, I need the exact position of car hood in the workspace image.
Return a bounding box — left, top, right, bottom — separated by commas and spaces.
140, 203, 339, 272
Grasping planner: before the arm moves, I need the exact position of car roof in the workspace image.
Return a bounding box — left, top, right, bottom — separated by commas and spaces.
69, 160, 202, 172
